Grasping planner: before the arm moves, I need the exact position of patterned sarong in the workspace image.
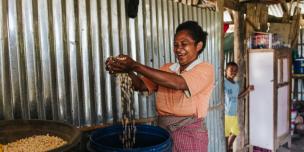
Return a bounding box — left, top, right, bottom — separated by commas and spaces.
158, 116, 208, 152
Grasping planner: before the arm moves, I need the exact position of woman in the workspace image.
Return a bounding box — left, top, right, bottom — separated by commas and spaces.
106, 21, 214, 152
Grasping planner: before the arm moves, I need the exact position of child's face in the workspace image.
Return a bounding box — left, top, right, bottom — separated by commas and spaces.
226, 65, 238, 80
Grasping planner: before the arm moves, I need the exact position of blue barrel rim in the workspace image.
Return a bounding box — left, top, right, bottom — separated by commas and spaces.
89, 124, 172, 151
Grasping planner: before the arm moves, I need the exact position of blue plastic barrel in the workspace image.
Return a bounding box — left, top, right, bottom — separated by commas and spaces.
294, 58, 304, 74
88, 125, 172, 152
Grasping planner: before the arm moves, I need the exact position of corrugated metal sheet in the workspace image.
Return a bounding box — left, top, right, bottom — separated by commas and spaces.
222, 3, 304, 22
0, 0, 224, 151
268, 4, 283, 17
268, 2, 304, 18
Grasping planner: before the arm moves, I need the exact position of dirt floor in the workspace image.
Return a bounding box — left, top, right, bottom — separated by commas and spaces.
290, 134, 304, 152
277, 134, 304, 152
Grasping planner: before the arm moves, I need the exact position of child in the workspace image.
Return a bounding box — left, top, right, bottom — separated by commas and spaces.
225, 62, 254, 152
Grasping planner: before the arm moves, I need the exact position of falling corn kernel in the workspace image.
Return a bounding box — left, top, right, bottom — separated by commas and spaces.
117, 73, 136, 149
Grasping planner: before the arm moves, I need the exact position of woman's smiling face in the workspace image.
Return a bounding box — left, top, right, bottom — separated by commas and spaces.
174, 30, 202, 70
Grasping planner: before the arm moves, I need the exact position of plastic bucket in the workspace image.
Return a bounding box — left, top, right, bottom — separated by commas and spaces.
293, 58, 304, 74
88, 125, 172, 152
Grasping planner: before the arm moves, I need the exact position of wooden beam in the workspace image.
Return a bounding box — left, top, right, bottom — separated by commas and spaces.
224, 0, 240, 10
187, 0, 192, 5
217, 0, 226, 150
289, 6, 301, 48
245, 3, 269, 36
173, 0, 241, 10
280, 2, 288, 13
268, 15, 300, 23
234, 9, 247, 152
281, 1, 290, 22
260, 4, 269, 31
239, 0, 284, 4
245, 18, 259, 31
203, 0, 240, 10
192, 0, 200, 5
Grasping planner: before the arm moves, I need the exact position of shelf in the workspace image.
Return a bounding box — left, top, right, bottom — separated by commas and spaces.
248, 48, 291, 55
240, 0, 284, 4
292, 74, 304, 79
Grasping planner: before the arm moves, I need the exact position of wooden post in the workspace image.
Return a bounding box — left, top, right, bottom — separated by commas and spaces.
233, 6, 246, 152
259, 4, 268, 32
245, 3, 268, 39
289, 7, 301, 48
216, 0, 226, 152
280, 1, 289, 22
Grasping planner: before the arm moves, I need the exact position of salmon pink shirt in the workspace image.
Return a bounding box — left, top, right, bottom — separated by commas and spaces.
141, 58, 214, 118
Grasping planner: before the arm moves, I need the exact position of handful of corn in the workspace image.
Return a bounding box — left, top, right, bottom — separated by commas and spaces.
0, 144, 3, 152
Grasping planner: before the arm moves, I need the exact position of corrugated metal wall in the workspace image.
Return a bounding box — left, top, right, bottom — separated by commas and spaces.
0, 0, 224, 151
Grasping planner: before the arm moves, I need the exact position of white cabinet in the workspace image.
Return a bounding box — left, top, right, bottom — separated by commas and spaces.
248, 48, 291, 151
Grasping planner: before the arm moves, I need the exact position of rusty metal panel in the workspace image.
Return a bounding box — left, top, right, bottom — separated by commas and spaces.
188, 5, 193, 20
202, 8, 208, 61
78, 0, 92, 126
168, 0, 175, 62
110, 0, 123, 122
184, 4, 188, 21
128, 16, 139, 120
163, 0, 171, 64
193, 6, 198, 21
100, 0, 113, 124
157, 0, 165, 66
52, 0, 67, 121
22, 0, 40, 119
178, 2, 183, 24
66, 0, 80, 125
142, 0, 157, 118
151, 0, 159, 69
206, 11, 226, 152
8, 0, 24, 120
0, 0, 6, 120
37, 0, 54, 121
172, 1, 179, 63
136, 0, 148, 119
90, 0, 103, 125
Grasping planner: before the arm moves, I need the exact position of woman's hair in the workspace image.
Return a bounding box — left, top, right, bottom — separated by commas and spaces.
175, 21, 208, 54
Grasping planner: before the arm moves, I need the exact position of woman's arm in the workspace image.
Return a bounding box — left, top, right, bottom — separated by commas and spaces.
132, 62, 188, 90
106, 57, 149, 91
127, 72, 148, 91
109, 55, 188, 90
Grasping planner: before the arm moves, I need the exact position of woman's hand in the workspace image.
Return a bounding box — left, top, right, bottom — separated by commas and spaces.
115, 54, 136, 72
105, 56, 117, 74
105, 55, 136, 74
